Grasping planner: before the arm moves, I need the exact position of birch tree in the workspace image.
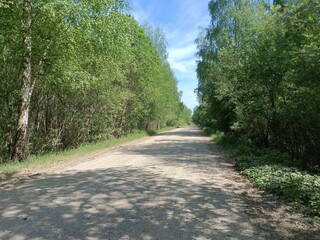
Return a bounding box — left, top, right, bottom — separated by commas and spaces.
11, 0, 32, 160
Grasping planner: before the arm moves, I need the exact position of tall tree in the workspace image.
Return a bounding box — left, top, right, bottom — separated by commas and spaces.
195, 0, 320, 168
11, 0, 32, 160
0, 0, 186, 163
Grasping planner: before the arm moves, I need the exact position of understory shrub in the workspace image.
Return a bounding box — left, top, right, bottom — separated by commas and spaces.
210, 129, 320, 217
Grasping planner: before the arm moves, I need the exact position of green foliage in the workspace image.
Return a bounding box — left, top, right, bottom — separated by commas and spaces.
0, 0, 184, 163
211, 130, 320, 217
176, 102, 192, 126
195, 0, 320, 169
237, 158, 320, 216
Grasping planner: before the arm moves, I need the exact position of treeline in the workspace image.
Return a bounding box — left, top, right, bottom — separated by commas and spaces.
194, 0, 320, 169
0, 0, 191, 162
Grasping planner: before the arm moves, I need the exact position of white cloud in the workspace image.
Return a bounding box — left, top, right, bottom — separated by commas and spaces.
170, 59, 195, 73
169, 44, 196, 61
130, 1, 150, 23
181, 0, 211, 27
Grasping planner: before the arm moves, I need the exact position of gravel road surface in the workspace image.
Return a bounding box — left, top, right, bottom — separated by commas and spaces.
0, 126, 319, 240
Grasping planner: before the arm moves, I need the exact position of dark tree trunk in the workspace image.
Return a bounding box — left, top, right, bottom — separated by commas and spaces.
12, 0, 33, 160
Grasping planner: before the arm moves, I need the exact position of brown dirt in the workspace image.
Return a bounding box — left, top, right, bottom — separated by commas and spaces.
0, 126, 319, 240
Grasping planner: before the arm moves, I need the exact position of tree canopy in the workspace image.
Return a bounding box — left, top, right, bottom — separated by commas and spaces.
0, 0, 191, 162
194, 0, 320, 169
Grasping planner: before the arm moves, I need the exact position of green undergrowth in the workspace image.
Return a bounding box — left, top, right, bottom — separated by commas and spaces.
204, 127, 320, 219
0, 127, 176, 175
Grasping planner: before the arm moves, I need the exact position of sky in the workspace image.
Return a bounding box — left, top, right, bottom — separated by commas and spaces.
129, 0, 211, 111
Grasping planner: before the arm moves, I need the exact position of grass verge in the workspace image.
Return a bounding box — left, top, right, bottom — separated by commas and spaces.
0, 127, 176, 175
204, 127, 320, 220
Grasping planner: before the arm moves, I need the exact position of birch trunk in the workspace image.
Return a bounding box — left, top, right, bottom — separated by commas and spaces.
11, 0, 33, 160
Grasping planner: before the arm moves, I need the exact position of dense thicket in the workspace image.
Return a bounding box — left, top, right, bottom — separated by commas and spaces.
0, 0, 191, 162
194, 0, 320, 169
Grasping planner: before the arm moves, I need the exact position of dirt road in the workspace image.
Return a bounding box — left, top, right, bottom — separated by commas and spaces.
0, 126, 319, 240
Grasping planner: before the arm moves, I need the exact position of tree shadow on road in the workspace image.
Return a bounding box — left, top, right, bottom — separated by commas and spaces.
1, 168, 319, 240
1, 166, 267, 240
1, 127, 319, 240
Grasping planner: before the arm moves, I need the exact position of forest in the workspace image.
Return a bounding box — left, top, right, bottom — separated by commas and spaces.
194, 0, 320, 170
0, 0, 192, 162
0, 0, 320, 228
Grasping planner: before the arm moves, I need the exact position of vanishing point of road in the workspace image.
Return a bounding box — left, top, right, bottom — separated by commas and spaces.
0, 126, 319, 240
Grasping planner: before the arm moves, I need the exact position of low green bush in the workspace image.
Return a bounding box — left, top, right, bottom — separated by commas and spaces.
208, 129, 320, 217
237, 158, 320, 216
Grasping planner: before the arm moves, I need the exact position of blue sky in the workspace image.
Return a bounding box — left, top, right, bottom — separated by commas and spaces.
129, 0, 211, 111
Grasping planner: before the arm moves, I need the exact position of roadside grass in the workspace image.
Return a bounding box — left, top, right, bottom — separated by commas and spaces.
0, 127, 176, 175
203, 127, 320, 220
